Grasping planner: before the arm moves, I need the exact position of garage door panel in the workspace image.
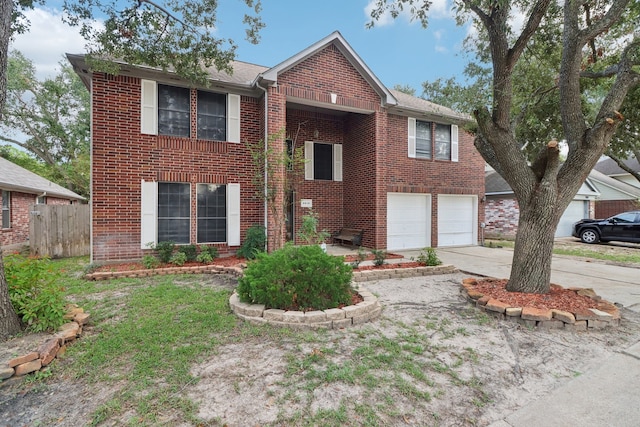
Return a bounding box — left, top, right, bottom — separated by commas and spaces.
556, 200, 587, 237
387, 193, 430, 250
438, 195, 477, 247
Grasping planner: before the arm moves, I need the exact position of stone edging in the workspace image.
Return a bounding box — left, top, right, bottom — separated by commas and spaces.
460, 278, 620, 330
352, 264, 457, 281
1, 305, 90, 382
85, 265, 244, 280
229, 287, 381, 330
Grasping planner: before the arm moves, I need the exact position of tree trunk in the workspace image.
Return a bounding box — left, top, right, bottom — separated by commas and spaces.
507, 201, 558, 294
0, 249, 23, 340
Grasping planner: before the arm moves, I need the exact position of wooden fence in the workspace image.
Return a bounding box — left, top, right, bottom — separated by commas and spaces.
29, 204, 90, 258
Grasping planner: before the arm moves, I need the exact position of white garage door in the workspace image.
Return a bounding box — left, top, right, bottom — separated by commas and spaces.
387, 193, 431, 250
556, 200, 588, 237
438, 195, 477, 246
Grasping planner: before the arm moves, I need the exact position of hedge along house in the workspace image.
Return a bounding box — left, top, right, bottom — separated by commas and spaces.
68, 31, 485, 263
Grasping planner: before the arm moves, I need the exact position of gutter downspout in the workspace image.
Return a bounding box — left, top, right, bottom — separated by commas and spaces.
256, 79, 269, 250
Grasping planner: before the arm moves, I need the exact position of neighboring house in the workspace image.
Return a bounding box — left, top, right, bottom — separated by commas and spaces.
0, 157, 84, 248
484, 169, 600, 238
68, 31, 485, 263
587, 169, 640, 218
594, 157, 640, 189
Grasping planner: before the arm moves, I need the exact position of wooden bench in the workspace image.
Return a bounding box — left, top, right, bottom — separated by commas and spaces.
333, 228, 364, 247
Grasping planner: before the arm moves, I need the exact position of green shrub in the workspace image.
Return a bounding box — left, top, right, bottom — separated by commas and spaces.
178, 244, 197, 262
200, 245, 218, 259
155, 241, 175, 263
5, 254, 66, 332
350, 247, 368, 269
371, 249, 387, 266
142, 254, 160, 269
417, 248, 442, 266
196, 251, 213, 263
169, 251, 187, 266
298, 210, 330, 244
237, 244, 353, 311
237, 224, 266, 260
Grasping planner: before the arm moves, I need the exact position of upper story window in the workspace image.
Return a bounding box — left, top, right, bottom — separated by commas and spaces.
304, 141, 343, 182
36, 195, 47, 204
197, 91, 226, 141
1, 190, 10, 228
408, 118, 459, 162
416, 121, 432, 159
158, 85, 190, 137
141, 80, 240, 143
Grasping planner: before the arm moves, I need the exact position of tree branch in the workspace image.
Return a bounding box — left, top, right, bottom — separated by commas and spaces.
608, 153, 640, 184
509, 0, 553, 69
579, 0, 631, 45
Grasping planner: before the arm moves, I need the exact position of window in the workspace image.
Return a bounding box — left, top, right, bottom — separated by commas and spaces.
304, 142, 342, 181
197, 91, 226, 141
435, 124, 451, 160
36, 195, 46, 204
1, 190, 9, 228
197, 184, 227, 243
157, 183, 190, 244
141, 80, 241, 142
158, 85, 190, 137
408, 118, 459, 162
416, 120, 432, 159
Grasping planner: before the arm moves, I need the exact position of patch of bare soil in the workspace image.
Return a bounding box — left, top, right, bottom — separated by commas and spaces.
3, 270, 640, 426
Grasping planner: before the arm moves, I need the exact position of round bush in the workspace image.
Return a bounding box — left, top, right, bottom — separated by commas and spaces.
237, 244, 353, 311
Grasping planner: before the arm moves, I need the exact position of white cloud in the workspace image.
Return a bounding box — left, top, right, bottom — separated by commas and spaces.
364, 0, 454, 27
9, 8, 92, 79
435, 45, 448, 53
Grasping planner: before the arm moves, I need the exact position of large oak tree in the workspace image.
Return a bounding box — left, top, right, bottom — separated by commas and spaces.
370, 0, 640, 294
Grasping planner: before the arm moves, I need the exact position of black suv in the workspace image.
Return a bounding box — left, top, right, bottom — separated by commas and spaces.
572, 211, 640, 244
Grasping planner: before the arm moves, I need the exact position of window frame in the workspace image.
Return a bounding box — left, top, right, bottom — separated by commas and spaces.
434, 123, 452, 161
408, 118, 459, 162
415, 120, 432, 159
1, 190, 10, 229
157, 84, 191, 138
196, 183, 227, 244
157, 182, 191, 244
304, 141, 343, 182
197, 90, 227, 141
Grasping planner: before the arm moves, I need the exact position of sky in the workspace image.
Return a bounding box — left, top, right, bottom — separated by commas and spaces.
9, 0, 474, 93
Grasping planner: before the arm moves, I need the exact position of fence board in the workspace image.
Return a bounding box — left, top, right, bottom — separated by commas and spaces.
29, 204, 90, 258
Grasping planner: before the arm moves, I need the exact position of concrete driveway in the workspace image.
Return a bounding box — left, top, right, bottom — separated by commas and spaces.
433, 245, 640, 312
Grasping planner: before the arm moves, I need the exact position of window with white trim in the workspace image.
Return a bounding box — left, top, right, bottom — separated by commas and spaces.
157, 183, 191, 244
36, 195, 46, 204
408, 118, 459, 162
1, 190, 10, 228
197, 184, 227, 243
141, 80, 241, 143
304, 141, 343, 181
140, 180, 241, 248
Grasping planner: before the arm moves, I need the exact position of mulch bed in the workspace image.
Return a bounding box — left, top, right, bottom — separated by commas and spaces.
354, 261, 424, 271
343, 253, 404, 263
471, 278, 601, 312
91, 256, 246, 273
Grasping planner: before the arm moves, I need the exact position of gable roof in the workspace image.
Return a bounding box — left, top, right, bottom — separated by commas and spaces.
485, 169, 599, 199
390, 89, 471, 124
258, 31, 396, 108
594, 157, 640, 176
0, 157, 84, 201
587, 169, 640, 200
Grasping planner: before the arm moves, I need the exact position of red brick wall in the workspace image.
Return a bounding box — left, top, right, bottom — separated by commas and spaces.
595, 200, 640, 219
90, 73, 263, 262
484, 196, 519, 238
382, 114, 485, 247
0, 193, 74, 247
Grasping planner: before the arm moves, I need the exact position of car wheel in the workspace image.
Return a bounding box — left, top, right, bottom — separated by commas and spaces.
580, 229, 599, 244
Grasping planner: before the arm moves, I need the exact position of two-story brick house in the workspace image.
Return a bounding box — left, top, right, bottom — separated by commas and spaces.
68, 31, 485, 263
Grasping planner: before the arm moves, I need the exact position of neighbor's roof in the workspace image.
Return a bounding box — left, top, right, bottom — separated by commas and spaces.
485, 169, 600, 198
0, 157, 84, 200
67, 31, 471, 125
587, 169, 640, 199
594, 157, 640, 176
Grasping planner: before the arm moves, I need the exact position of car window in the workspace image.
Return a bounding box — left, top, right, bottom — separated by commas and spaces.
611, 213, 637, 223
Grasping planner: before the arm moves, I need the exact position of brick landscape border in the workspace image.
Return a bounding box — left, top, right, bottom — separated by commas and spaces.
460, 278, 621, 330
1, 305, 90, 382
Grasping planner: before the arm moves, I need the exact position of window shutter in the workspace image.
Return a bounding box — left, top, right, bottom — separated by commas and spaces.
141, 80, 158, 135
140, 180, 157, 248
333, 144, 343, 181
227, 94, 241, 143
304, 141, 314, 180
408, 117, 416, 158
227, 183, 241, 246
451, 125, 459, 162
